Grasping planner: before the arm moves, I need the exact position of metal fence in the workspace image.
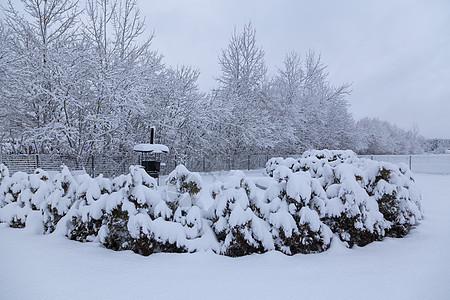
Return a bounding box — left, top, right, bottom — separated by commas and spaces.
359, 154, 450, 175
1, 152, 449, 177
164, 153, 283, 174
0, 154, 136, 178
0, 152, 298, 178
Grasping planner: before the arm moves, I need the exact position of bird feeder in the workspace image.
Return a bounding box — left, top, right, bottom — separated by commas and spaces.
133, 127, 169, 179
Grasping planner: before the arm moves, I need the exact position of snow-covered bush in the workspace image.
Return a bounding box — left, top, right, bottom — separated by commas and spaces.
301, 149, 357, 162
321, 159, 422, 244
266, 150, 358, 179
207, 170, 274, 257
29, 169, 52, 210
101, 169, 153, 254
257, 166, 332, 255
0, 170, 29, 227
102, 166, 191, 255
365, 161, 423, 238
41, 166, 78, 234
165, 165, 204, 239
67, 174, 111, 242
322, 164, 388, 247
166, 165, 202, 203
0, 165, 12, 200
0, 164, 11, 208
265, 150, 423, 247
66, 166, 191, 256
0, 168, 50, 230
265, 157, 298, 177
65, 172, 129, 243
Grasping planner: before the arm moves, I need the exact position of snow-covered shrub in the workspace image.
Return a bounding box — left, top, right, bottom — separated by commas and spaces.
28, 169, 52, 210
257, 166, 332, 255
207, 170, 274, 257
0, 164, 11, 208
0, 166, 53, 233
166, 165, 202, 203
27, 169, 52, 232
101, 166, 190, 255
266, 150, 357, 180
165, 165, 203, 238
41, 166, 78, 234
301, 149, 357, 162
265, 157, 298, 177
67, 174, 111, 242
0, 169, 50, 229
66, 166, 190, 256
0, 171, 29, 227
293, 150, 358, 187
321, 159, 422, 244
365, 161, 423, 238
322, 164, 388, 247
101, 169, 152, 254
265, 150, 423, 247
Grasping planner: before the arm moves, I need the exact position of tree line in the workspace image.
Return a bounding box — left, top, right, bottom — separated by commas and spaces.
0, 0, 425, 161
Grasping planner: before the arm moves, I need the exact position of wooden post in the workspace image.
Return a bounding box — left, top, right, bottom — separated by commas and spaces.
409, 155, 412, 170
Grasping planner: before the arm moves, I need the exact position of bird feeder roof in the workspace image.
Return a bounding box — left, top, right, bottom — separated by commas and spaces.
133, 143, 169, 154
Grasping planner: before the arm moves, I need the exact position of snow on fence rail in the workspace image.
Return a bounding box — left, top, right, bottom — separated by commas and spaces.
1, 152, 449, 177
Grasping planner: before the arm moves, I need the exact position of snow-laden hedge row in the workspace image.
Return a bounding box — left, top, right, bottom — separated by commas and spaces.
0, 164, 217, 255
0, 150, 423, 257
265, 150, 423, 246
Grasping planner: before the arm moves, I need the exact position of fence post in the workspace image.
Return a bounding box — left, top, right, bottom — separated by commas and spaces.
91, 155, 95, 177
247, 155, 250, 170
36, 154, 39, 169
203, 157, 206, 172
409, 155, 412, 170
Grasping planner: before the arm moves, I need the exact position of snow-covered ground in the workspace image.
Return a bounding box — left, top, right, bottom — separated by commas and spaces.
0, 172, 449, 300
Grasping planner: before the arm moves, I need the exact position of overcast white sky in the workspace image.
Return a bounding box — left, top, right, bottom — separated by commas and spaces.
136, 0, 450, 139
1, 0, 449, 138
